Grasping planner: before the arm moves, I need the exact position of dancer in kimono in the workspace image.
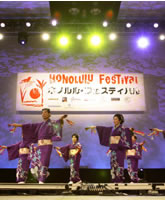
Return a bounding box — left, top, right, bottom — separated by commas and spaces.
8, 108, 72, 184
55, 133, 82, 185
85, 113, 133, 183
0, 124, 39, 184
126, 135, 147, 183
0, 141, 31, 184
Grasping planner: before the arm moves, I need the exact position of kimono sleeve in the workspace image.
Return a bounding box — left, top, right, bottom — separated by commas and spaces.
59, 145, 70, 162
51, 119, 63, 142
125, 128, 133, 149
96, 126, 112, 147
7, 142, 21, 160
22, 123, 41, 143
136, 144, 142, 159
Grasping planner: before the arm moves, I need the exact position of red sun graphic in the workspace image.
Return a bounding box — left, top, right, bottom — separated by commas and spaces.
29, 88, 41, 99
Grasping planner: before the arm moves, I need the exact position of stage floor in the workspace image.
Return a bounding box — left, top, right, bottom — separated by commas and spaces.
0, 183, 165, 196
0, 196, 165, 200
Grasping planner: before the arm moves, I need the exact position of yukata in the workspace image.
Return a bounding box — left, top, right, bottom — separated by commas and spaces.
96, 124, 132, 183
6, 141, 31, 183
126, 142, 142, 183
22, 119, 63, 182
1, 126, 37, 183
57, 142, 82, 183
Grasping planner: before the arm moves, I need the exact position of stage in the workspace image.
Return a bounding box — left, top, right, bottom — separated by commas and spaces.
0, 183, 165, 196
0, 196, 165, 200
1, 1, 165, 199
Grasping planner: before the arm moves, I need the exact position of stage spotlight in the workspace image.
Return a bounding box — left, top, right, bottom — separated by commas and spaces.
153, 23, 159, 28
102, 21, 108, 27
41, 33, 50, 41
0, 33, 3, 40
77, 34, 82, 40
18, 32, 28, 45
51, 19, 57, 26
137, 37, 149, 49
59, 36, 69, 46
109, 33, 117, 40
126, 23, 131, 28
90, 35, 101, 46
159, 34, 165, 41
0, 22, 5, 28
26, 22, 31, 27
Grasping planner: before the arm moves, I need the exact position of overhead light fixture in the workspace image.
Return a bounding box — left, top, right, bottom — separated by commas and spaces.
0, 23, 5, 28
69, 8, 80, 15
41, 33, 50, 41
0, 33, 4, 40
90, 8, 101, 15
26, 22, 31, 27
90, 35, 101, 46
77, 34, 82, 40
18, 32, 28, 45
109, 33, 117, 40
159, 34, 165, 41
153, 23, 159, 28
51, 19, 58, 26
102, 21, 108, 27
59, 36, 69, 46
126, 23, 131, 28
137, 37, 149, 49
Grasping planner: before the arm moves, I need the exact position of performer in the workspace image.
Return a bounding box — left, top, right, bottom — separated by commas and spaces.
85, 113, 135, 183
0, 141, 31, 184
8, 108, 72, 184
55, 133, 82, 185
126, 135, 147, 183
0, 125, 39, 184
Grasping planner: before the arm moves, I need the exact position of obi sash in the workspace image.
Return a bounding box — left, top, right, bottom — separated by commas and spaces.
126, 149, 136, 156
110, 136, 120, 144
38, 139, 53, 146
19, 147, 30, 155
69, 149, 79, 156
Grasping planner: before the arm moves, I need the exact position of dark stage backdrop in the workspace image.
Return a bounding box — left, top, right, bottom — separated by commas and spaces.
0, 35, 165, 169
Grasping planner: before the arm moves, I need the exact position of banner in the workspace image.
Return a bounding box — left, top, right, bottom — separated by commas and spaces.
16, 73, 146, 112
